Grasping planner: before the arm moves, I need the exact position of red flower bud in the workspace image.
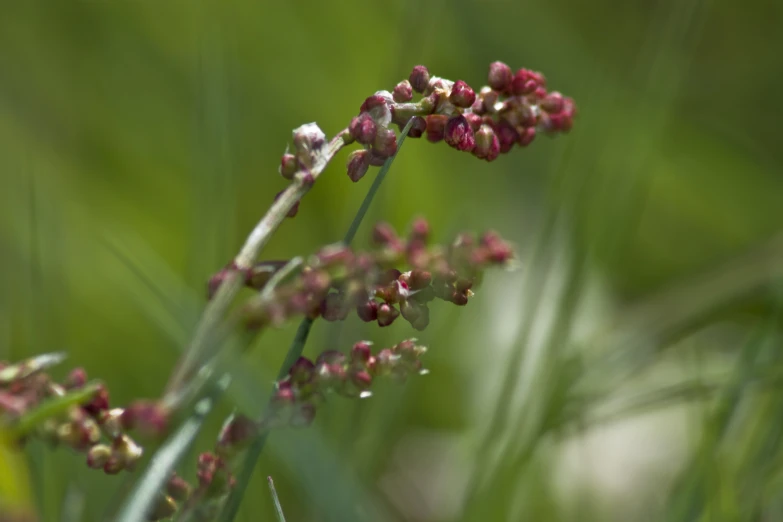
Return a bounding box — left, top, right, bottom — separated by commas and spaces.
356, 300, 379, 322
444, 115, 476, 152
540, 91, 564, 113
351, 341, 373, 363
488, 61, 512, 91
449, 80, 476, 108
473, 124, 500, 161
464, 112, 482, 132
425, 114, 448, 142
517, 127, 536, 147
349, 113, 377, 145
373, 127, 398, 159
393, 80, 413, 102
495, 121, 519, 154
409, 65, 430, 93
346, 150, 370, 182
377, 303, 400, 327
279, 153, 297, 180
407, 116, 427, 138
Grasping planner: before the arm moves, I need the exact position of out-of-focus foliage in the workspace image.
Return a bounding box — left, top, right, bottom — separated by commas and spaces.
1, 0, 782, 521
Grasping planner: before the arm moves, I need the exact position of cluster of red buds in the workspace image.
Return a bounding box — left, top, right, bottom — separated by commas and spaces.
0, 353, 241, 520
211, 339, 426, 440
398, 62, 576, 162
208, 219, 514, 331
274, 62, 575, 202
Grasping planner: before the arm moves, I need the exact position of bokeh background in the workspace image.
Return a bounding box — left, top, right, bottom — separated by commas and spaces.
2, 0, 783, 521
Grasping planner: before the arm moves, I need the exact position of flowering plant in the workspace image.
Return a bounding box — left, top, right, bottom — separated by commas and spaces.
0, 62, 574, 521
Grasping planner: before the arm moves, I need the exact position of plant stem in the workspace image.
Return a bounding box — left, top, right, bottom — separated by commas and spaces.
163, 133, 349, 404
267, 476, 287, 522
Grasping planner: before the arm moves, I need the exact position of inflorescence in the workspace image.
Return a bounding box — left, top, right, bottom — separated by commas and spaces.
208, 219, 514, 332
1, 61, 575, 521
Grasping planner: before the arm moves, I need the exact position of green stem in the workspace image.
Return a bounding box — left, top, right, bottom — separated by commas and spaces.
267, 476, 287, 522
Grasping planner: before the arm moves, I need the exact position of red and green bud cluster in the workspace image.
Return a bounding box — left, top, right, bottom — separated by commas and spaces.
223, 220, 513, 331
0, 354, 173, 480
411, 61, 576, 162
275, 61, 576, 208
262, 339, 427, 429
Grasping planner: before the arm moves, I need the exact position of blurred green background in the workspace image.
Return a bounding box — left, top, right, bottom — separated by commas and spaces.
1, 0, 783, 520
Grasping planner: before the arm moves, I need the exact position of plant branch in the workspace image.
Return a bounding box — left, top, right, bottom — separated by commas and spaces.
163, 133, 349, 404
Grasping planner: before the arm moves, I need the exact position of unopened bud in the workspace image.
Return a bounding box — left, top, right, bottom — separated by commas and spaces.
409, 65, 430, 93
393, 80, 413, 102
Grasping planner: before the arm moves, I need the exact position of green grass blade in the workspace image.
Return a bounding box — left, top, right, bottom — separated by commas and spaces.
267, 476, 287, 522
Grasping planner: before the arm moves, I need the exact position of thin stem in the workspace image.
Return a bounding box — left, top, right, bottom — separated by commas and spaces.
218, 119, 414, 522
163, 133, 349, 403
343, 118, 416, 245
267, 476, 287, 522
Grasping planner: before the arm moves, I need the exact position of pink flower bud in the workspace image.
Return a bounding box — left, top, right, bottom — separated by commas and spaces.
409, 217, 430, 242
488, 61, 513, 91
65, 368, 87, 389
425, 114, 448, 142
407, 116, 427, 138
349, 113, 377, 145
360, 94, 392, 126
289, 357, 315, 385
87, 444, 112, 469
409, 65, 430, 93
473, 124, 500, 161
464, 112, 482, 132
122, 400, 169, 438
373, 127, 398, 158
292, 123, 326, 158
167, 473, 192, 502
350, 369, 373, 391
450, 291, 469, 306
449, 80, 476, 108
279, 153, 297, 180
371, 222, 402, 250
510, 69, 533, 95
83, 384, 109, 417
314, 362, 347, 391
346, 150, 370, 182
351, 341, 373, 363
377, 303, 400, 327
540, 91, 564, 113
496, 121, 519, 154
517, 127, 536, 147
445, 115, 476, 152
408, 269, 432, 290
393, 80, 413, 102
356, 299, 379, 322
480, 87, 499, 114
